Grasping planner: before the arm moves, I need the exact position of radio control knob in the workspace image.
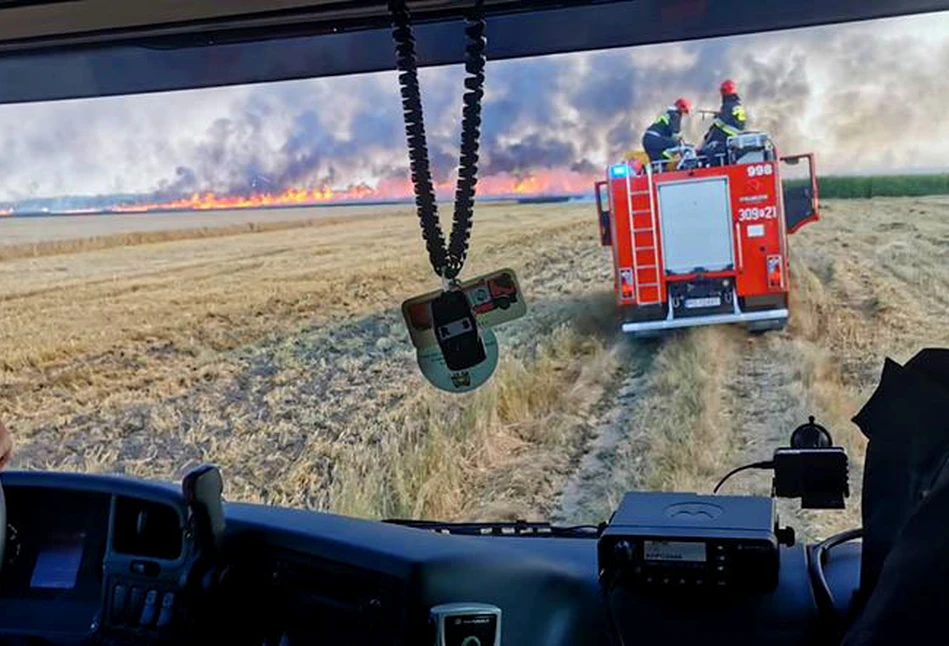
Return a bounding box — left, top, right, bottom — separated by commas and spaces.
613, 540, 634, 563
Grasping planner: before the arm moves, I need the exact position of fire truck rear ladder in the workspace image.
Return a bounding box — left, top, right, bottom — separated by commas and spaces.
626, 163, 661, 305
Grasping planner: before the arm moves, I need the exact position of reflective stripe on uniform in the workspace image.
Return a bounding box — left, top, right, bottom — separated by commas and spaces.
713, 118, 741, 136
644, 130, 663, 138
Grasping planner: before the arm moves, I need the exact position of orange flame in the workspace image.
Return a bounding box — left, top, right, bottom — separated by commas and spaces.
110, 168, 598, 213
513, 176, 542, 194
115, 185, 341, 213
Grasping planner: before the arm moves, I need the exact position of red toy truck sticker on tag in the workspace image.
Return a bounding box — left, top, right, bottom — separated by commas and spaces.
402, 268, 527, 349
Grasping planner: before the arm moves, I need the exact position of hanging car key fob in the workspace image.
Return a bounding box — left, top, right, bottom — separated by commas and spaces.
430, 289, 486, 371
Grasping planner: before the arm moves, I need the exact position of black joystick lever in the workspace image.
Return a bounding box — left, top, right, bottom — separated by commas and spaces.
182, 464, 225, 554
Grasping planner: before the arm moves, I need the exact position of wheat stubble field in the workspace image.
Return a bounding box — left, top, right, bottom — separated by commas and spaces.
1, 197, 947, 536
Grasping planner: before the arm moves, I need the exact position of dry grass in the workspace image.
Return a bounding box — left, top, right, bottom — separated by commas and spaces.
0, 202, 587, 409
2, 196, 946, 533
331, 321, 618, 520
3, 201, 624, 522
0, 215, 374, 262
630, 328, 738, 493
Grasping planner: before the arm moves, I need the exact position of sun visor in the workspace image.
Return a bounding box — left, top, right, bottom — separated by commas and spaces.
1, 0, 949, 103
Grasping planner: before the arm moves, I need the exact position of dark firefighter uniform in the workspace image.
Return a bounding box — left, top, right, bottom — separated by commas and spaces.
642, 107, 683, 164
701, 94, 748, 160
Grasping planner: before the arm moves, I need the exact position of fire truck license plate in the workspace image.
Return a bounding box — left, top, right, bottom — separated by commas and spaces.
685, 296, 721, 309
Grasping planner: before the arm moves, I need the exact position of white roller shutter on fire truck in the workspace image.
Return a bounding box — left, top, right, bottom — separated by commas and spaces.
657, 177, 734, 275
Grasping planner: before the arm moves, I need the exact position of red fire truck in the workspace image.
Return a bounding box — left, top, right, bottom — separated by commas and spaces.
594, 133, 820, 336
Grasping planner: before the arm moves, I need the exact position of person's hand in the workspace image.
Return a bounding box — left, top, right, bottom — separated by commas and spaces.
0, 420, 12, 470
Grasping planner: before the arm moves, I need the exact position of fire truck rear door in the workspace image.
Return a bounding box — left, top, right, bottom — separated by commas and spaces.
595, 180, 611, 246
658, 177, 734, 275
780, 153, 821, 233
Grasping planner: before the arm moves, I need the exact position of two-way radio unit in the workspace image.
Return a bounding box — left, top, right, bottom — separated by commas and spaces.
598, 492, 781, 594
598, 417, 849, 596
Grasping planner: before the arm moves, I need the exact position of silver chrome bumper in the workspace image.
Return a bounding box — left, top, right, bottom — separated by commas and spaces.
621, 308, 789, 334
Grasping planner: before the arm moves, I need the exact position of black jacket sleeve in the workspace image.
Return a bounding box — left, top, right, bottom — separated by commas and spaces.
668, 109, 682, 136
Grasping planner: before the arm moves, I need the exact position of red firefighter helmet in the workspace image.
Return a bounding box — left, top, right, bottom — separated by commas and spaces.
674, 97, 692, 114
720, 79, 738, 96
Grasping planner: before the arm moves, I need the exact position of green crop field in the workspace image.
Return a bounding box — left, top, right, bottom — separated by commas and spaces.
806, 174, 949, 199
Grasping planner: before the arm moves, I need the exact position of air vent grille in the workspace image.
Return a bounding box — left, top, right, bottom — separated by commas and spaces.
111, 497, 183, 560
266, 550, 406, 646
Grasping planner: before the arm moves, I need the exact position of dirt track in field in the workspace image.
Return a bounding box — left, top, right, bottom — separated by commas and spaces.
1, 197, 946, 532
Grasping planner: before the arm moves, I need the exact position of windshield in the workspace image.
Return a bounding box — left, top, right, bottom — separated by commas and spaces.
0, 10, 946, 542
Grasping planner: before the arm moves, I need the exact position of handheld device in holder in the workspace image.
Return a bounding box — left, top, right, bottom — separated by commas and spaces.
712, 416, 850, 510
773, 417, 849, 509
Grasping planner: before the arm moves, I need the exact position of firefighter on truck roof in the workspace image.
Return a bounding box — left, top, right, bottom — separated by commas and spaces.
641, 97, 692, 166
700, 79, 748, 164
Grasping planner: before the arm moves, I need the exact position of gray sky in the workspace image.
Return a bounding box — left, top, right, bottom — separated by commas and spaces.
0, 10, 947, 201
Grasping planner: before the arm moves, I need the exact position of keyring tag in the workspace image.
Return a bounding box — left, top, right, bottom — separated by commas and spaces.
402, 268, 526, 350
417, 327, 499, 393
403, 269, 525, 393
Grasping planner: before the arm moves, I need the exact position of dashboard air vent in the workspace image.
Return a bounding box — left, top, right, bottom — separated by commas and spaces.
111, 497, 183, 560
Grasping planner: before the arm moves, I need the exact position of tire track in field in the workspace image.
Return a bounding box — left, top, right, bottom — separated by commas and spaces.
718, 332, 820, 537
548, 341, 654, 525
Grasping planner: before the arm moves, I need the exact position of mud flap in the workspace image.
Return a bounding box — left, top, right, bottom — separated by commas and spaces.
747, 318, 787, 334
780, 153, 820, 234
594, 180, 611, 246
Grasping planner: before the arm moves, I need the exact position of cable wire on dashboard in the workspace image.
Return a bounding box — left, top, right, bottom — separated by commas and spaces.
712, 460, 774, 494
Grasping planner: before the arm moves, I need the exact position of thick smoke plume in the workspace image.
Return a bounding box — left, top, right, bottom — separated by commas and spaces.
0, 11, 947, 202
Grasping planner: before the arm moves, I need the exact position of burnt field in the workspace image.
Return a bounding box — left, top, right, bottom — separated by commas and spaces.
1, 197, 946, 536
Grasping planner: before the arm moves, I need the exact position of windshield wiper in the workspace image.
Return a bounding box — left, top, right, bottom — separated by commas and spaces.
382, 519, 604, 538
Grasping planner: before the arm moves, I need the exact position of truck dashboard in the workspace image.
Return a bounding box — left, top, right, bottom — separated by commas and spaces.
0, 469, 860, 646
